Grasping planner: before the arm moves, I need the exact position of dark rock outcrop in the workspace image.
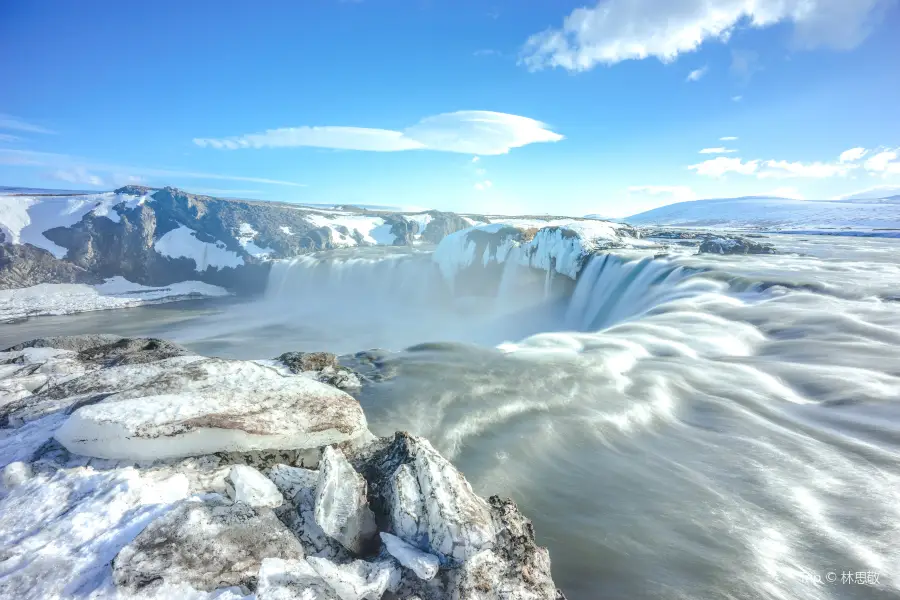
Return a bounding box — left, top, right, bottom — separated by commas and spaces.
0, 243, 100, 288
698, 236, 776, 255
421, 211, 473, 244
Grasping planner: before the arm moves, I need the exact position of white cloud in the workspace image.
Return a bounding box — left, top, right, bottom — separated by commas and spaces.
0, 114, 56, 135
194, 111, 563, 156
47, 167, 107, 187
864, 149, 900, 175
731, 95, 743, 102
758, 159, 856, 179
689, 156, 760, 177
770, 187, 805, 199
699, 147, 738, 154
627, 185, 697, 201
519, 0, 892, 72
0, 148, 306, 188
730, 49, 762, 84
474, 180, 493, 191
720, 136, 738, 141
686, 67, 708, 82
0, 133, 22, 143
839, 147, 868, 163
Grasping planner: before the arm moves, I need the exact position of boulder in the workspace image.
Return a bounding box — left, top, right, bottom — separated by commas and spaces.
355, 432, 497, 566
698, 236, 776, 255
277, 351, 362, 391
113, 496, 304, 592
314, 447, 378, 554
53, 357, 368, 460
225, 464, 284, 508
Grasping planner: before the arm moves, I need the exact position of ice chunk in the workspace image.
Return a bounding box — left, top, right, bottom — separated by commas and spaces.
256, 558, 340, 600
379, 532, 439, 580
225, 464, 284, 508
307, 557, 399, 600
314, 446, 377, 554
0, 461, 32, 492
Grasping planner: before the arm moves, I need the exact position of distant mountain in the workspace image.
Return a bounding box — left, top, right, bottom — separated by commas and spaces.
837, 187, 900, 201
624, 196, 900, 231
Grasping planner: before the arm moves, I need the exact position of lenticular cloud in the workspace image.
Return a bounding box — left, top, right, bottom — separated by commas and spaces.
193, 110, 563, 156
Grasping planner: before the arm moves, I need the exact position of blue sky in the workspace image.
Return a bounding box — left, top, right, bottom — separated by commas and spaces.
2, 0, 899, 217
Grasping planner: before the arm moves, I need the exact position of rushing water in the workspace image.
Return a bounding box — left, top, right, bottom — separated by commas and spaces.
3, 235, 900, 600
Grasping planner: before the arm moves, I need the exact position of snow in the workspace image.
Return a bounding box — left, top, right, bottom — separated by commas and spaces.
405, 213, 433, 240
224, 464, 284, 507
0, 466, 189, 600
0, 193, 148, 257
305, 214, 398, 246
379, 532, 439, 580
54, 357, 368, 460
625, 196, 900, 232
236, 222, 274, 258
279, 226, 294, 235
154, 225, 244, 270
256, 558, 339, 600
0, 276, 229, 322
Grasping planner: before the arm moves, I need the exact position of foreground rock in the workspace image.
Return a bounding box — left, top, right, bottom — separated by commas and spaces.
113, 496, 305, 592
0, 335, 566, 599
277, 351, 362, 390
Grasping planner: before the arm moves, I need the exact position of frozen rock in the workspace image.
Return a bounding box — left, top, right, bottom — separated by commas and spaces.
113, 495, 304, 592
698, 236, 776, 255
225, 464, 284, 508
380, 532, 439, 580
269, 464, 351, 560
256, 558, 340, 600
307, 557, 399, 600
0, 461, 33, 491
357, 432, 497, 566
314, 446, 377, 554
54, 357, 368, 460
0, 466, 189, 599
277, 351, 362, 391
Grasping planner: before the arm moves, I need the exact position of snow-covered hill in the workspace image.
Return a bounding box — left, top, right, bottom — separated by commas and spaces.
623, 196, 900, 232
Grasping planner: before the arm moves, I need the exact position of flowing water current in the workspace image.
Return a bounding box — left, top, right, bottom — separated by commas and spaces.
3, 234, 900, 600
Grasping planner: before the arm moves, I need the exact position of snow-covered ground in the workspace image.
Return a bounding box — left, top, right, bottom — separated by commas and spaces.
624, 196, 900, 233
0, 192, 150, 256
305, 213, 399, 246
0, 277, 229, 322
154, 226, 245, 270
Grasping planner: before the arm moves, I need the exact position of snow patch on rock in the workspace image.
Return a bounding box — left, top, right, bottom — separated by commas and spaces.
154, 225, 244, 271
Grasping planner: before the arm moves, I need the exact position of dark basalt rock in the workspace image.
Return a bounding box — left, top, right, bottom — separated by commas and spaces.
420, 211, 473, 245
0, 243, 101, 288
278, 352, 340, 373
698, 236, 776, 255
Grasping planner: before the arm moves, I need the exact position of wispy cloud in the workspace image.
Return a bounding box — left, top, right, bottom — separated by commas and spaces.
839, 147, 868, 163
519, 0, 892, 72
474, 180, 493, 191
699, 147, 738, 154
0, 148, 306, 188
0, 133, 22, 143
720, 136, 738, 141
0, 114, 56, 135
474, 49, 502, 57
193, 111, 563, 156
686, 66, 708, 82
769, 187, 805, 199
687, 146, 899, 179
731, 95, 743, 102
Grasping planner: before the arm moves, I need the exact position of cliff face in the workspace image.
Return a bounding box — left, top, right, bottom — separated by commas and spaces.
0, 187, 474, 293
